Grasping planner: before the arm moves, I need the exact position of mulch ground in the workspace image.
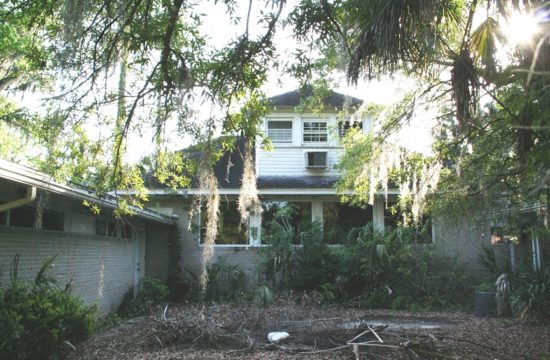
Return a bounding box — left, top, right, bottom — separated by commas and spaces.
68, 300, 550, 360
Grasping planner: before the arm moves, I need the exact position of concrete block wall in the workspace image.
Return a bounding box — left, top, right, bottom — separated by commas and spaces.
0, 226, 138, 314
433, 213, 513, 277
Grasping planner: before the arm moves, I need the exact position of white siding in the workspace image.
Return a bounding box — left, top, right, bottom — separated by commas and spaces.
258, 147, 343, 177
258, 111, 370, 177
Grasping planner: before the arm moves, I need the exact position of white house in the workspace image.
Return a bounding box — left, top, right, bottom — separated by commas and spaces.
143, 89, 404, 282
139, 88, 530, 282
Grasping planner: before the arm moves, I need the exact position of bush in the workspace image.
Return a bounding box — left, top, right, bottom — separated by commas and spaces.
259, 219, 475, 310
0, 255, 96, 360
118, 277, 169, 317
205, 257, 247, 301
512, 266, 550, 321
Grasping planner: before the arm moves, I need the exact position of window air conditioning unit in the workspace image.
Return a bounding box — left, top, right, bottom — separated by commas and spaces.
305, 151, 328, 169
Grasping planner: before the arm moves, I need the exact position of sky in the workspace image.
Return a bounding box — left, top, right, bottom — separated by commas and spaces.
126, 0, 434, 162
11, 0, 434, 163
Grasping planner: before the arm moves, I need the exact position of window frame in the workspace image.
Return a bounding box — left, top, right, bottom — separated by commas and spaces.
303, 121, 328, 143
267, 120, 293, 144
260, 201, 313, 245
198, 200, 255, 247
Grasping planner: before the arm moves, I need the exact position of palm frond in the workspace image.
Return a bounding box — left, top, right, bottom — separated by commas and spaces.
469, 17, 503, 79
34, 254, 58, 289
346, 0, 463, 82
9, 254, 21, 283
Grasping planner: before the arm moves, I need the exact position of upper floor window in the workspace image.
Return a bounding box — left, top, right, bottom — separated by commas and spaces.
338, 120, 362, 138
303, 121, 327, 142
267, 121, 293, 143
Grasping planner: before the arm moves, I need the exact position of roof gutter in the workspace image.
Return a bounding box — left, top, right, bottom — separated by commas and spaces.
0, 186, 36, 212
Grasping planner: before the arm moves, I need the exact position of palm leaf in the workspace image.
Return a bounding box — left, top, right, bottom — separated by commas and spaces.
469, 17, 503, 79
9, 254, 21, 283
34, 254, 58, 289
346, 0, 463, 82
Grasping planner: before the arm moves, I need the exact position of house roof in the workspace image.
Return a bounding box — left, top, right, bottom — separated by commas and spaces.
0, 159, 173, 224
269, 88, 363, 109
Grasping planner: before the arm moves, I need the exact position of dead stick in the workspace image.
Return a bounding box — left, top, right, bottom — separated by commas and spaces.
368, 325, 384, 343
282, 317, 343, 323
353, 344, 360, 360
348, 329, 372, 344
294, 344, 351, 354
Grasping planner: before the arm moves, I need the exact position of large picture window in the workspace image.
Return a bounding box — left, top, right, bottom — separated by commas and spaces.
200, 201, 248, 245
384, 204, 433, 244
323, 202, 372, 243
303, 121, 327, 142
261, 201, 312, 244
267, 121, 293, 143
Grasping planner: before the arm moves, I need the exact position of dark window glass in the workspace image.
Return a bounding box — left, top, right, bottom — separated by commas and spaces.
200, 201, 248, 244
306, 152, 327, 167
42, 210, 64, 231
95, 219, 107, 236
0, 210, 6, 226
108, 221, 118, 237
384, 204, 432, 243
10, 206, 34, 228
323, 202, 373, 242
261, 201, 312, 244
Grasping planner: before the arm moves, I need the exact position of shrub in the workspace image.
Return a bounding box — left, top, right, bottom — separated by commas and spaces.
258, 207, 298, 290
0, 255, 96, 360
253, 285, 274, 306
118, 277, 169, 317
205, 257, 247, 301
512, 265, 550, 321
259, 220, 475, 310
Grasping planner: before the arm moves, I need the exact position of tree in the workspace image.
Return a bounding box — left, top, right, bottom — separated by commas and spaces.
291, 0, 550, 225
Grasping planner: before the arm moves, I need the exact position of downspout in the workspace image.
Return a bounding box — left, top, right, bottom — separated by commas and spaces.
0, 186, 37, 213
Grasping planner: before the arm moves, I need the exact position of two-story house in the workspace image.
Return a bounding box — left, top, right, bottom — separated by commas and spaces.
145, 89, 399, 282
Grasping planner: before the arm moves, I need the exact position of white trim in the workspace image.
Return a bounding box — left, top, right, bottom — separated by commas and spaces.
0, 159, 172, 224
118, 188, 400, 196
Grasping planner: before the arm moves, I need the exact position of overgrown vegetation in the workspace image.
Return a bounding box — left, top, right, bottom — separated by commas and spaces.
0, 255, 96, 360
259, 206, 474, 310
512, 265, 550, 321
477, 243, 549, 321
118, 277, 169, 318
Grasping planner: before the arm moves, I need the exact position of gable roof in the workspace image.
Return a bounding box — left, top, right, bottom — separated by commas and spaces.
269, 88, 363, 109
0, 159, 173, 224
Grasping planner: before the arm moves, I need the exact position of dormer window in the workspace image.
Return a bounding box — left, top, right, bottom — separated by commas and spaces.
267, 121, 293, 143
303, 121, 327, 142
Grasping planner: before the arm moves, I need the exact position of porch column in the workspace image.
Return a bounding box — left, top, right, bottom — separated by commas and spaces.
373, 196, 385, 232
312, 200, 323, 224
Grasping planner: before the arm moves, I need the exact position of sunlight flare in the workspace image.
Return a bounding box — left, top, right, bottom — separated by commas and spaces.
501, 12, 540, 46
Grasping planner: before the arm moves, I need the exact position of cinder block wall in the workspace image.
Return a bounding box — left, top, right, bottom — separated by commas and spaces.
433, 214, 513, 277
0, 227, 138, 314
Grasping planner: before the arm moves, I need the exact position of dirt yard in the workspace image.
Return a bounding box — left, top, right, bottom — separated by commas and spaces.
69, 300, 550, 360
